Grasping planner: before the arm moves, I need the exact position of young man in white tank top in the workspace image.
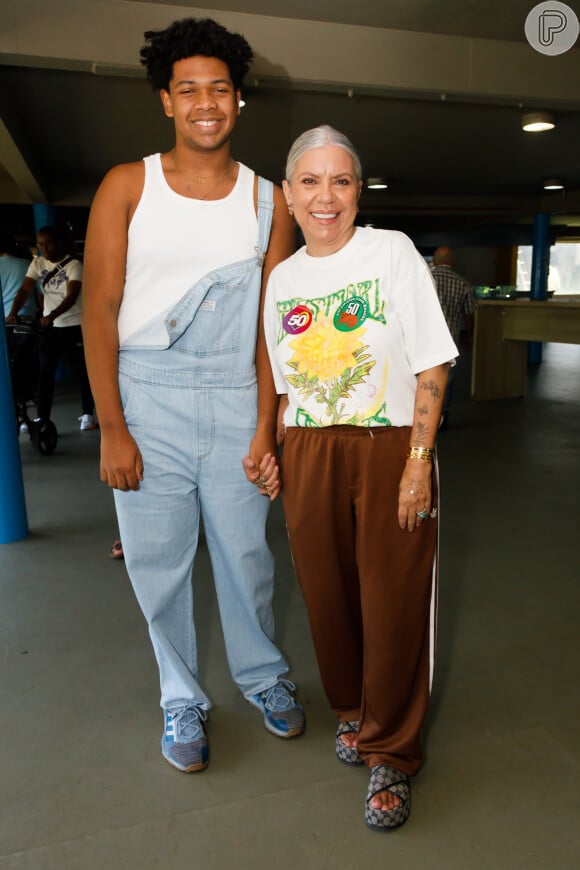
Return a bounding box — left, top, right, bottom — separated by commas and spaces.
82, 18, 303, 773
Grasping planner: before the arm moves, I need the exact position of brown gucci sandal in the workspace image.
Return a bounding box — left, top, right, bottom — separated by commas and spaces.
364, 765, 411, 831
335, 720, 363, 766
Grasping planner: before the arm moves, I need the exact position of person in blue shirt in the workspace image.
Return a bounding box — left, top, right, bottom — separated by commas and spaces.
0, 235, 37, 319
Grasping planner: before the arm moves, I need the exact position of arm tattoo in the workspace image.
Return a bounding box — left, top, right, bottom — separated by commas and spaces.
413, 420, 431, 445
420, 379, 441, 400
417, 403, 429, 416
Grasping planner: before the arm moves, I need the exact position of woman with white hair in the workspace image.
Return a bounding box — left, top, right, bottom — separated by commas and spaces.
246, 125, 457, 830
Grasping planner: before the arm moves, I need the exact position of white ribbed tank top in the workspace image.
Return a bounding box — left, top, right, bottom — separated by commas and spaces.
118, 153, 258, 348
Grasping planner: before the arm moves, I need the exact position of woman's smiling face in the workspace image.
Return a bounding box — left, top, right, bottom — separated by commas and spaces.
283, 144, 362, 257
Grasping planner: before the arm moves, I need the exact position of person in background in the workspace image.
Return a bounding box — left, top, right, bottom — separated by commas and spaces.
245, 125, 457, 831
81, 17, 304, 775
0, 234, 36, 319
2, 234, 38, 434
6, 225, 97, 431
431, 245, 474, 429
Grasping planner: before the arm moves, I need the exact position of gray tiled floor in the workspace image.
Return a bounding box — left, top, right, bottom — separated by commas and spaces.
1, 343, 579, 869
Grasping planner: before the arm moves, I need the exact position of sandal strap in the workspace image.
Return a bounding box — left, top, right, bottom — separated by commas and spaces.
336, 720, 359, 736
367, 765, 410, 803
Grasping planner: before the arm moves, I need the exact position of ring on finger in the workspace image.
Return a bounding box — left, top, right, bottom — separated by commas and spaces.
416, 509, 428, 519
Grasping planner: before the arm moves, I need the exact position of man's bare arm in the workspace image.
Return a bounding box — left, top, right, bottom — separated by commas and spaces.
246, 183, 296, 498
6, 277, 36, 322
82, 161, 145, 491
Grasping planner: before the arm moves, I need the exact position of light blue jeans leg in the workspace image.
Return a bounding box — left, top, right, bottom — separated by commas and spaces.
114, 376, 210, 711
198, 386, 289, 697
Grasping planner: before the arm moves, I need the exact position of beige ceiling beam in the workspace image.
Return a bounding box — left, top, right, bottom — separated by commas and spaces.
0, 115, 47, 203
1, 0, 580, 106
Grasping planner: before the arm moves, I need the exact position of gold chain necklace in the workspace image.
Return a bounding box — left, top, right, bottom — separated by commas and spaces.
172, 152, 234, 200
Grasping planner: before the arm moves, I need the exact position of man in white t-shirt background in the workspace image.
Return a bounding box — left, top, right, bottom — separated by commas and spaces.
6, 225, 97, 430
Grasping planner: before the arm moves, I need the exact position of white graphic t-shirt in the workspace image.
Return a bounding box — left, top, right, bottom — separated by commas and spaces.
264, 227, 458, 429
26, 255, 83, 327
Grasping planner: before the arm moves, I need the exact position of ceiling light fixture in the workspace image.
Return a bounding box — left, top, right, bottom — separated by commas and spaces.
521, 111, 555, 132
367, 177, 388, 189
543, 178, 564, 190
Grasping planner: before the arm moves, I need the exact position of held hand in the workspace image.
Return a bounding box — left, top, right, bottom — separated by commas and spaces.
5, 312, 18, 325
242, 452, 281, 501
39, 315, 53, 329
398, 460, 433, 532
246, 430, 281, 500
100, 428, 144, 491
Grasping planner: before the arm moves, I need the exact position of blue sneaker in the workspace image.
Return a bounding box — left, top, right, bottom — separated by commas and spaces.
161, 706, 209, 772
247, 679, 305, 739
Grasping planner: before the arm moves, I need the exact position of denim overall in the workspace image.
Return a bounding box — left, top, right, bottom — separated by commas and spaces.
114, 177, 288, 711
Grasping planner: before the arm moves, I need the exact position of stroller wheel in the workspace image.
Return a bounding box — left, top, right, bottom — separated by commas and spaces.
30, 419, 58, 455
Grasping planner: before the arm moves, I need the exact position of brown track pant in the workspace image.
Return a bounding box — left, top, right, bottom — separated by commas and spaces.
281, 425, 438, 776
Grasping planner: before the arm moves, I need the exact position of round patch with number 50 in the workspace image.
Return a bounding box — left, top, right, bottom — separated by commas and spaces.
283, 305, 313, 335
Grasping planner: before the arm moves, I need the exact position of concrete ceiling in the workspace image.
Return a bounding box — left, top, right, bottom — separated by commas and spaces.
1, 0, 580, 242
121, 0, 561, 43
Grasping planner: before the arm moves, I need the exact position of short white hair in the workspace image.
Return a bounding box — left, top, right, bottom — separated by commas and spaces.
285, 125, 363, 181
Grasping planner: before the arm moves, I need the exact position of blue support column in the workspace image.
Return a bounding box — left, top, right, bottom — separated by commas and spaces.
33, 203, 56, 233
0, 299, 29, 543
528, 213, 550, 364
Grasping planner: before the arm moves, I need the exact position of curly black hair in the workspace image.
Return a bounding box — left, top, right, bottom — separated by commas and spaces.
140, 18, 254, 92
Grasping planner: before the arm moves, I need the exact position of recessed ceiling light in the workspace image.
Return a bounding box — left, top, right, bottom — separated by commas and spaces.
522, 111, 555, 132
543, 178, 564, 190
367, 177, 388, 189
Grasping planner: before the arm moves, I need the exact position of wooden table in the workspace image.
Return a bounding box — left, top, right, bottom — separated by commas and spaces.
471, 298, 580, 400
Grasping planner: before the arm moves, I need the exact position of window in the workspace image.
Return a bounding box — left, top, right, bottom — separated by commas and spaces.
517, 242, 580, 295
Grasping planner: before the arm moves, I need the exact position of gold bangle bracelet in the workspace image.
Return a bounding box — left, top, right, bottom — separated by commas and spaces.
407, 446, 434, 462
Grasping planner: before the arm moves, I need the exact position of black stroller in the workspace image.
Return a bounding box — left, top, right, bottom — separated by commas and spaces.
6, 317, 58, 455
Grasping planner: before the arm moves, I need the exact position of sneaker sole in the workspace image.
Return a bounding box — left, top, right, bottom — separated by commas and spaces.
162, 753, 209, 773
266, 721, 304, 739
